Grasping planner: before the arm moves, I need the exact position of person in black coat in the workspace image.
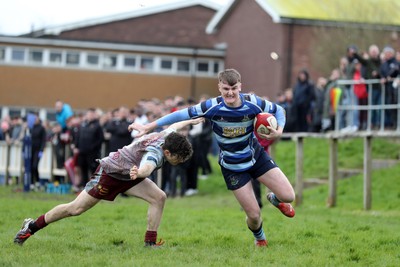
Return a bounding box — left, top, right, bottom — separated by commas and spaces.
27, 114, 47, 187
73, 108, 104, 187
104, 106, 133, 153
292, 69, 315, 132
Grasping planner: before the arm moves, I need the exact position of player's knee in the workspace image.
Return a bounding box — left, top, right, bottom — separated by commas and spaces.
68, 206, 86, 216
154, 190, 167, 205
277, 190, 295, 203
246, 208, 261, 223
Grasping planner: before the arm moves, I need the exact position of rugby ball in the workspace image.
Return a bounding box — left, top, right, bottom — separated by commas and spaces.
254, 113, 278, 135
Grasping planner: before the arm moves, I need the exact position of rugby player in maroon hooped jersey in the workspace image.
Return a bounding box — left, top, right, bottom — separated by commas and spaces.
14, 118, 203, 247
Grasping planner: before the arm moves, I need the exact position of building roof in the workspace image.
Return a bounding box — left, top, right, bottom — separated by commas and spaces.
34, 0, 222, 36
206, 0, 400, 33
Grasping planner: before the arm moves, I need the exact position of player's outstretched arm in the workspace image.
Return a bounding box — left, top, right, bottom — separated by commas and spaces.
128, 121, 157, 137
168, 118, 204, 132
128, 109, 191, 138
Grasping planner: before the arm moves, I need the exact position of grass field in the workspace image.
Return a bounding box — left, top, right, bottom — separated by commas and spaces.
1, 137, 400, 266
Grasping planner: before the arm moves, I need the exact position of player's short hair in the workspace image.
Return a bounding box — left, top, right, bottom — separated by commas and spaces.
218, 69, 241, 86
163, 132, 193, 162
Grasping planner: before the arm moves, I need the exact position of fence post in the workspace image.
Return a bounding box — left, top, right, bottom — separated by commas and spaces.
327, 137, 338, 207
364, 135, 372, 210
294, 135, 304, 206
6, 143, 10, 185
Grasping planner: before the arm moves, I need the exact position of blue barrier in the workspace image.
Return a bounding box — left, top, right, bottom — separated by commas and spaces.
46, 183, 71, 194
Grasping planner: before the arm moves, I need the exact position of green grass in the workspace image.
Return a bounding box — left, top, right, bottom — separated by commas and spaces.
1, 137, 400, 266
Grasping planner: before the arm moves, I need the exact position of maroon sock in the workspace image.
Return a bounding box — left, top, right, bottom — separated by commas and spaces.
29, 214, 48, 234
144, 231, 157, 243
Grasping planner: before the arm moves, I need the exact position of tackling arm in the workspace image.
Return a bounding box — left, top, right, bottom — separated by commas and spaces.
167, 117, 204, 132
128, 108, 191, 137
129, 163, 155, 180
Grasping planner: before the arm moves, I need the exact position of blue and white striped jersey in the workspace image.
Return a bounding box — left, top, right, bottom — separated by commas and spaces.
156, 93, 286, 172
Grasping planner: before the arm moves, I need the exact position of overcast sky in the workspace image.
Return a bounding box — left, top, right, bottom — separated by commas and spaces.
0, 0, 229, 35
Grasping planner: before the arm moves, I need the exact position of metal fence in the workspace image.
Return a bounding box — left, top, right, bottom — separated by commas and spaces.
335, 79, 400, 132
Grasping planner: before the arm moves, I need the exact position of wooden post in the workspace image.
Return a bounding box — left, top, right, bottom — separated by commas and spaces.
364, 136, 372, 210
327, 137, 338, 207
295, 136, 304, 206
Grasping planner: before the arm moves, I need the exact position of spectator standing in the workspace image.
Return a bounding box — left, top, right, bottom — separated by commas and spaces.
0, 118, 10, 184
380, 46, 399, 129
6, 115, 25, 184
310, 77, 327, 132
339, 57, 349, 78
54, 100, 74, 168
354, 45, 382, 129
27, 113, 47, 189
1, 117, 10, 141
7, 115, 24, 145
197, 95, 213, 179
352, 60, 368, 130
66, 115, 83, 191
341, 46, 360, 132
184, 118, 201, 197
55, 100, 73, 132
73, 108, 104, 187
279, 89, 296, 134
322, 69, 342, 131
0, 120, 6, 141
292, 69, 315, 132
104, 106, 133, 153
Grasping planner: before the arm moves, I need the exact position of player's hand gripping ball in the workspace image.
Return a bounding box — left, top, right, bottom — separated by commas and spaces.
254, 113, 278, 135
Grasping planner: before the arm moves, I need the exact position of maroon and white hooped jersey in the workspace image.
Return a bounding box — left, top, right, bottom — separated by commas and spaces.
98, 128, 174, 180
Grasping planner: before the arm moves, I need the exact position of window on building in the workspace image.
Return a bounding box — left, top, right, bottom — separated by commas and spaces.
11, 48, 25, 62
28, 50, 43, 63
160, 58, 173, 71
140, 57, 154, 70
124, 56, 136, 69
197, 61, 209, 72
49, 51, 62, 64
177, 59, 190, 72
0, 47, 5, 61
87, 54, 99, 66
102, 54, 117, 68
213, 61, 220, 74
46, 110, 57, 122
3, 45, 222, 76
26, 108, 38, 116
66, 52, 80, 65
8, 109, 22, 118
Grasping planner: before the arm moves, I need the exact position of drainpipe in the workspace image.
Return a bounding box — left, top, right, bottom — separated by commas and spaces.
285, 23, 294, 89
190, 48, 198, 98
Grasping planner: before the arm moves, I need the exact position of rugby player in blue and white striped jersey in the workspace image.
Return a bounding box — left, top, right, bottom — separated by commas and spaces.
129, 69, 295, 247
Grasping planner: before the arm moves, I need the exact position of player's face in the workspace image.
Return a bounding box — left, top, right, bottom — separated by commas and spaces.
218, 81, 241, 107
165, 152, 185, 166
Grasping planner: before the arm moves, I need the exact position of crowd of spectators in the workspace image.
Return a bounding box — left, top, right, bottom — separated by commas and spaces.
0, 95, 214, 196
278, 44, 400, 134
1, 43, 399, 193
